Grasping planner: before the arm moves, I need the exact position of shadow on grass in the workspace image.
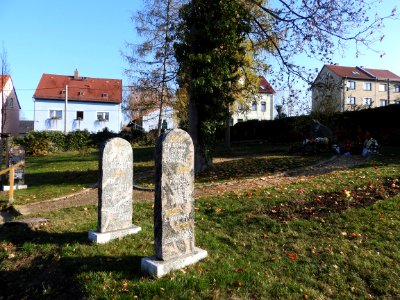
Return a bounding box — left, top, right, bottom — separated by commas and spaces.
26, 151, 99, 166
1, 254, 144, 299
133, 146, 155, 163
0, 227, 144, 299
197, 155, 326, 182
25, 170, 98, 187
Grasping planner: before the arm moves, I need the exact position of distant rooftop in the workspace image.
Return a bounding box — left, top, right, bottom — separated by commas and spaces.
33, 70, 122, 104
259, 76, 275, 94
324, 65, 400, 81
0, 75, 10, 91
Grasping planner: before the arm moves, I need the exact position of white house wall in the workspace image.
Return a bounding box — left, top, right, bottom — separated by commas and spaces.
231, 94, 274, 125
142, 106, 174, 132
34, 99, 122, 133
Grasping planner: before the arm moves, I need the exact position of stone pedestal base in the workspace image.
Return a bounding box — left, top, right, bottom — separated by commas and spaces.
141, 247, 208, 278
88, 225, 141, 244
3, 185, 28, 191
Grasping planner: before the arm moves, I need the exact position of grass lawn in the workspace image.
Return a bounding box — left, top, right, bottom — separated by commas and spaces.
0, 144, 400, 299
1, 143, 328, 206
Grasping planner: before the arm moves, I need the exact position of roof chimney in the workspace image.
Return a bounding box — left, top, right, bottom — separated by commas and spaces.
74, 69, 79, 80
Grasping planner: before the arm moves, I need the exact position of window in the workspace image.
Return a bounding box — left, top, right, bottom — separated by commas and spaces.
347, 81, 356, 90
379, 83, 387, 92
97, 112, 109, 122
380, 100, 390, 107
347, 97, 356, 105
363, 98, 372, 106
237, 118, 243, 123
76, 111, 84, 120
260, 101, 266, 112
50, 109, 62, 119
101, 93, 108, 97
251, 101, 257, 111
394, 85, 400, 93
363, 82, 372, 91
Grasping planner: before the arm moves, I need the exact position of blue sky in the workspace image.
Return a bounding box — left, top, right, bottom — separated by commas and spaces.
1, 0, 399, 120
1, 0, 142, 120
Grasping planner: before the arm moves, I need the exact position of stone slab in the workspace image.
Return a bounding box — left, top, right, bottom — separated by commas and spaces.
88, 225, 141, 244
3, 185, 28, 191
141, 247, 207, 278
155, 129, 195, 260
98, 137, 134, 233
4, 217, 48, 230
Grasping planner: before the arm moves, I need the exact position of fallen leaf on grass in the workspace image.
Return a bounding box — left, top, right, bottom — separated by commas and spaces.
349, 233, 362, 238
121, 281, 129, 292
215, 208, 223, 213
288, 252, 298, 261
234, 268, 245, 273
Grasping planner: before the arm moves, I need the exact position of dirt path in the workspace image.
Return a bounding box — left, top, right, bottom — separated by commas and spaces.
5, 155, 367, 218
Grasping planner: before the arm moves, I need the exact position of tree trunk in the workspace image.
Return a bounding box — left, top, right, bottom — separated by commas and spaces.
188, 96, 212, 174
224, 114, 231, 150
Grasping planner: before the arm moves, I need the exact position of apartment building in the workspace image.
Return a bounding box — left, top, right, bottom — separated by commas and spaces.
312, 64, 400, 113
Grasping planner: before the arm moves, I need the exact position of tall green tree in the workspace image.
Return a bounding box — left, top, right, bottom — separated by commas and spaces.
175, 0, 395, 173
175, 0, 252, 172
124, 0, 186, 136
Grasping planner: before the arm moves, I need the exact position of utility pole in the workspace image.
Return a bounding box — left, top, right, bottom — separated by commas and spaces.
64, 84, 68, 133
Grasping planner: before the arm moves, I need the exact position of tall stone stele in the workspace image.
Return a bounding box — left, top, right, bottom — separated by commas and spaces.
88, 137, 141, 243
141, 129, 207, 277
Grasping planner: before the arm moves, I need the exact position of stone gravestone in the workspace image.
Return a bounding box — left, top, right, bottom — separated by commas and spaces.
141, 129, 207, 277
88, 137, 141, 243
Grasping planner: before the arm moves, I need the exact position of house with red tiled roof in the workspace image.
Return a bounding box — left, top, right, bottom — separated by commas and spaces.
0, 75, 21, 137
33, 70, 122, 132
312, 65, 400, 113
231, 75, 275, 125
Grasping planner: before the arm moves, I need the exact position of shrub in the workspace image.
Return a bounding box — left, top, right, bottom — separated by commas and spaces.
20, 131, 52, 155
65, 130, 91, 150
18, 130, 91, 155
89, 128, 118, 147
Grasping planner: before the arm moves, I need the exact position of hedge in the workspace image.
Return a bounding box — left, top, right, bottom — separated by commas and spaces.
231, 104, 400, 146
13, 127, 161, 156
